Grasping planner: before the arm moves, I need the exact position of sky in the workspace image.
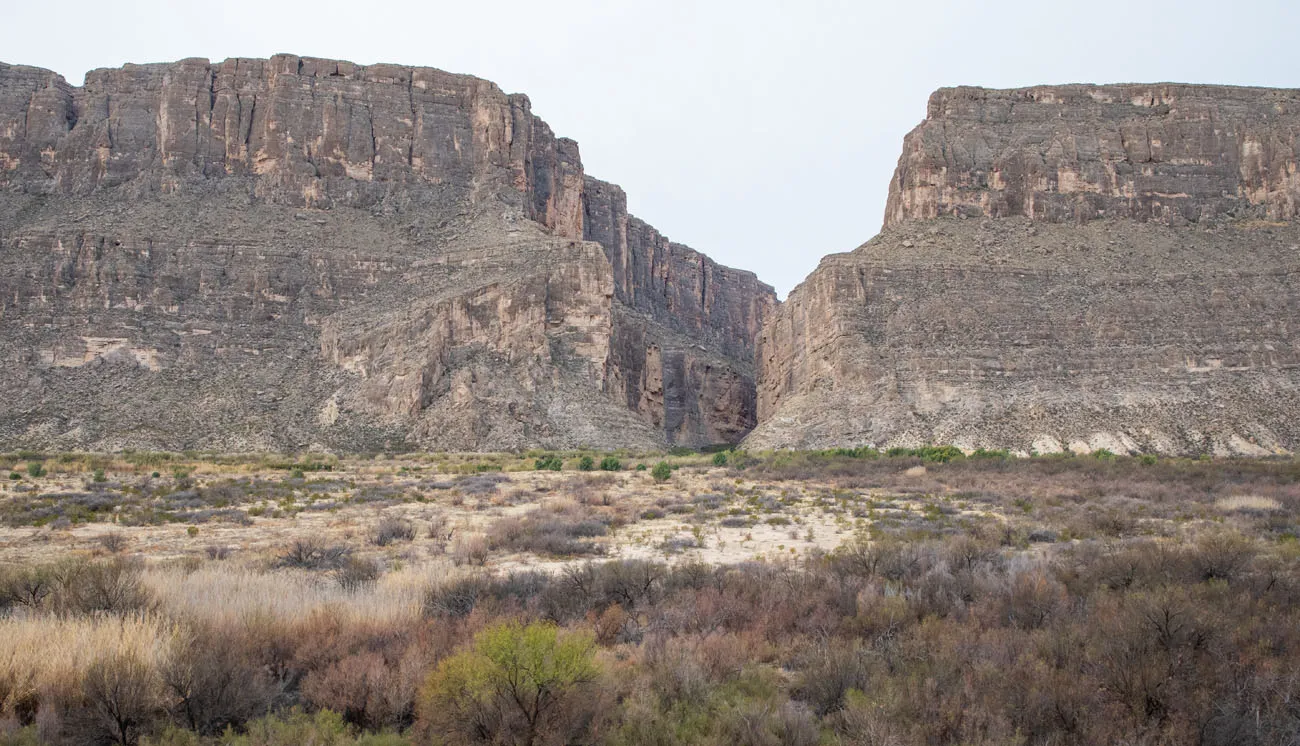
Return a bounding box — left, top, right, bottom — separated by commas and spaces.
5, 0, 1299, 297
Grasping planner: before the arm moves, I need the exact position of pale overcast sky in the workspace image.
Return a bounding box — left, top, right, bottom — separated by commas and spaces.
5, 0, 1298, 296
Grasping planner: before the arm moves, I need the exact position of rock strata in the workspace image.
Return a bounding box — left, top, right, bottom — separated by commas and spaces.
886, 84, 1300, 227
752, 83, 1300, 456
0, 56, 774, 451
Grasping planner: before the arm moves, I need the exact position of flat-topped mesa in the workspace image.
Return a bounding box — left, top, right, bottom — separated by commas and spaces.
0, 56, 774, 450
0, 56, 584, 236
750, 82, 1300, 457
885, 83, 1300, 228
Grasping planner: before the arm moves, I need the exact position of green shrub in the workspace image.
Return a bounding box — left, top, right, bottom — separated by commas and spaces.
534, 456, 563, 471
578, 456, 595, 472
635, 464, 647, 471
93, 468, 107, 482
7, 472, 18, 480
712, 452, 729, 466
1139, 453, 1158, 465
25, 462, 44, 478
599, 456, 622, 471
651, 462, 673, 482
419, 621, 598, 746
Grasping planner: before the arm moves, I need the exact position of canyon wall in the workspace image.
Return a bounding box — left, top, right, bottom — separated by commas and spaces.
0, 56, 773, 451
752, 83, 1300, 456
885, 84, 1300, 227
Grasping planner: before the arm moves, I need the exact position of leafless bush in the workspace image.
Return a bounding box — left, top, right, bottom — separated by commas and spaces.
370, 516, 415, 546
277, 538, 351, 570
334, 557, 382, 592
99, 532, 129, 554
449, 533, 488, 567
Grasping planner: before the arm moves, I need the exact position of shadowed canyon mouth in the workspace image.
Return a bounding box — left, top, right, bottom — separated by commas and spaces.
2, 59, 1299, 455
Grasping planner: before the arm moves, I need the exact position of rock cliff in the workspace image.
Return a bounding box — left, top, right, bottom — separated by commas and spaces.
751, 83, 1300, 456
885, 84, 1300, 227
0, 56, 774, 451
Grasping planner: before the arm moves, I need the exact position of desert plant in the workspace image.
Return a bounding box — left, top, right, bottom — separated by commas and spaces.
599, 456, 621, 472
278, 538, 351, 570
418, 621, 599, 746
449, 533, 489, 567
370, 517, 415, 546
24, 462, 44, 478
533, 456, 563, 471
712, 452, 728, 467
651, 462, 673, 482
577, 456, 595, 472
100, 532, 130, 554
334, 557, 382, 592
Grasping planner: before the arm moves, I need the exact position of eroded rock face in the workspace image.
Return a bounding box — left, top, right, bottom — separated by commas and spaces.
583, 177, 776, 445
0, 56, 584, 235
753, 84, 1300, 456
885, 84, 1300, 227
0, 57, 773, 451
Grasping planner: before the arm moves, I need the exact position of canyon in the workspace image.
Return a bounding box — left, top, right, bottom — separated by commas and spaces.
2, 62, 1297, 456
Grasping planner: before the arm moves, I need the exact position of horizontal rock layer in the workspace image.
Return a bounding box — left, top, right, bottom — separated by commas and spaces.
0, 57, 775, 451
749, 216, 1300, 456
885, 84, 1300, 227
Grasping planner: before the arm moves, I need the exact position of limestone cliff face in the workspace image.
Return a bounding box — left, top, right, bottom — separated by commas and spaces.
752, 83, 1300, 456
885, 84, 1300, 228
583, 177, 777, 444
0, 56, 584, 236
0, 57, 771, 451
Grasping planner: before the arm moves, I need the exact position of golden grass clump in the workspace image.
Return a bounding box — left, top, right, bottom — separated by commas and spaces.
0, 613, 177, 716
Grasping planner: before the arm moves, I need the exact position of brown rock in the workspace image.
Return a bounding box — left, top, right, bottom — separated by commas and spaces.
0, 57, 775, 451
885, 84, 1300, 228
753, 83, 1300, 456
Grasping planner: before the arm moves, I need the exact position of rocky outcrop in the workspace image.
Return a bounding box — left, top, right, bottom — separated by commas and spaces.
583, 177, 777, 444
752, 83, 1300, 456
0, 56, 584, 234
885, 84, 1300, 228
0, 56, 773, 451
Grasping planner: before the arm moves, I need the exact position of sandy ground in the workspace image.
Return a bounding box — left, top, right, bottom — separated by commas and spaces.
0, 458, 998, 571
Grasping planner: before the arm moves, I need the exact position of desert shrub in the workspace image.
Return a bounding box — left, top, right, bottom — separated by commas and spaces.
533, 456, 563, 472
651, 462, 673, 482
577, 456, 595, 472
370, 517, 415, 547
454, 474, 508, 495
0, 563, 55, 610
488, 503, 609, 558
100, 532, 130, 554
599, 456, 621, 472
712, 452, 729, 467
221, 708, 408, 746
278, 539, 351, 570
334, 558, 381, 592
424, 574, 491, 619
24, 463, 44, 478
449, 533, 489, 567
52, 557, 155, 615
67, 652, 165, 746
418, 621, 599, 746
161, 626, 277, 736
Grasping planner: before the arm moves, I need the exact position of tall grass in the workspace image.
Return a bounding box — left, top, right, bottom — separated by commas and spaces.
142, 562, 457, 630
0, 613, 177, 714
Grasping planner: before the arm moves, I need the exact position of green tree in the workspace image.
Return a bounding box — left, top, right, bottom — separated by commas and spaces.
577, 456, 595, 472
419, 621, 599, 746
599, 456, 621, 471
